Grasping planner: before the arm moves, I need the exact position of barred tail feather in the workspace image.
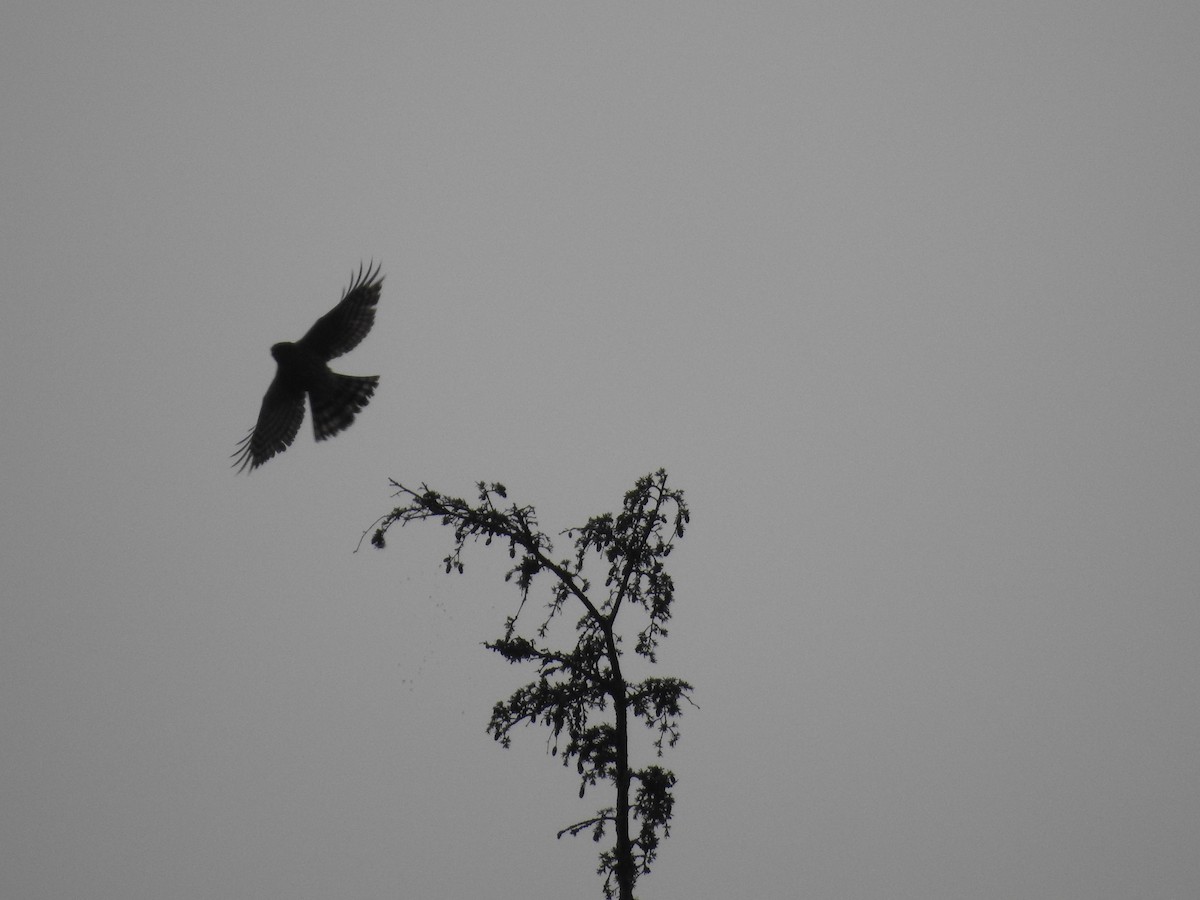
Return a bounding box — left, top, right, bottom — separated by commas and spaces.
310, 373, 379, 441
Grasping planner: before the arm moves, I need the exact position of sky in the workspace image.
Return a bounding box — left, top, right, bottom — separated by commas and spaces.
3, 2, 1199, 898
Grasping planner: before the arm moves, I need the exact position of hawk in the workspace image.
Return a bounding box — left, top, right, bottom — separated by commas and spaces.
232, 262, 383, 473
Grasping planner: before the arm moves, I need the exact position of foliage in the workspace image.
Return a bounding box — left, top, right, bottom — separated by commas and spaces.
369, 469, 693, 899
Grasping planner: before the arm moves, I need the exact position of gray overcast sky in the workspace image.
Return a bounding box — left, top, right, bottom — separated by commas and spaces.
3, 2, 1198, 898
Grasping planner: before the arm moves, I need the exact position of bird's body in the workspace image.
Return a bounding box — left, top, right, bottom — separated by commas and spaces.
233, 262, 383, 473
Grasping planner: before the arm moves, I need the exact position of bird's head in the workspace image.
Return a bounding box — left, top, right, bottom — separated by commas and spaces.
270, 341, 295, 363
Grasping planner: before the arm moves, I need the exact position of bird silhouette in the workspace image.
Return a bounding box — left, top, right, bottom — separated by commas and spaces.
232, 262, 382, 473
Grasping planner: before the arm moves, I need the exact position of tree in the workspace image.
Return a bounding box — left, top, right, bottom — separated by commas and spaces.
369, 469, 693, 900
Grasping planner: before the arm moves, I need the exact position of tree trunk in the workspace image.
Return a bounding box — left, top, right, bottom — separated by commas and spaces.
607, 627, 635, 900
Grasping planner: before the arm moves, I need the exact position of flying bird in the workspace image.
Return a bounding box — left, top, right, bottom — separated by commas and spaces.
232, 262, 383, 473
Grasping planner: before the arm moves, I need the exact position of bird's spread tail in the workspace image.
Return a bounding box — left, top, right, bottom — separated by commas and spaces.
310, 373, 379, 441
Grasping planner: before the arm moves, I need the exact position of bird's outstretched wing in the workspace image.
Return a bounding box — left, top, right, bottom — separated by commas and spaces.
296, 261, 383, 361
231, 371, 307, 473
